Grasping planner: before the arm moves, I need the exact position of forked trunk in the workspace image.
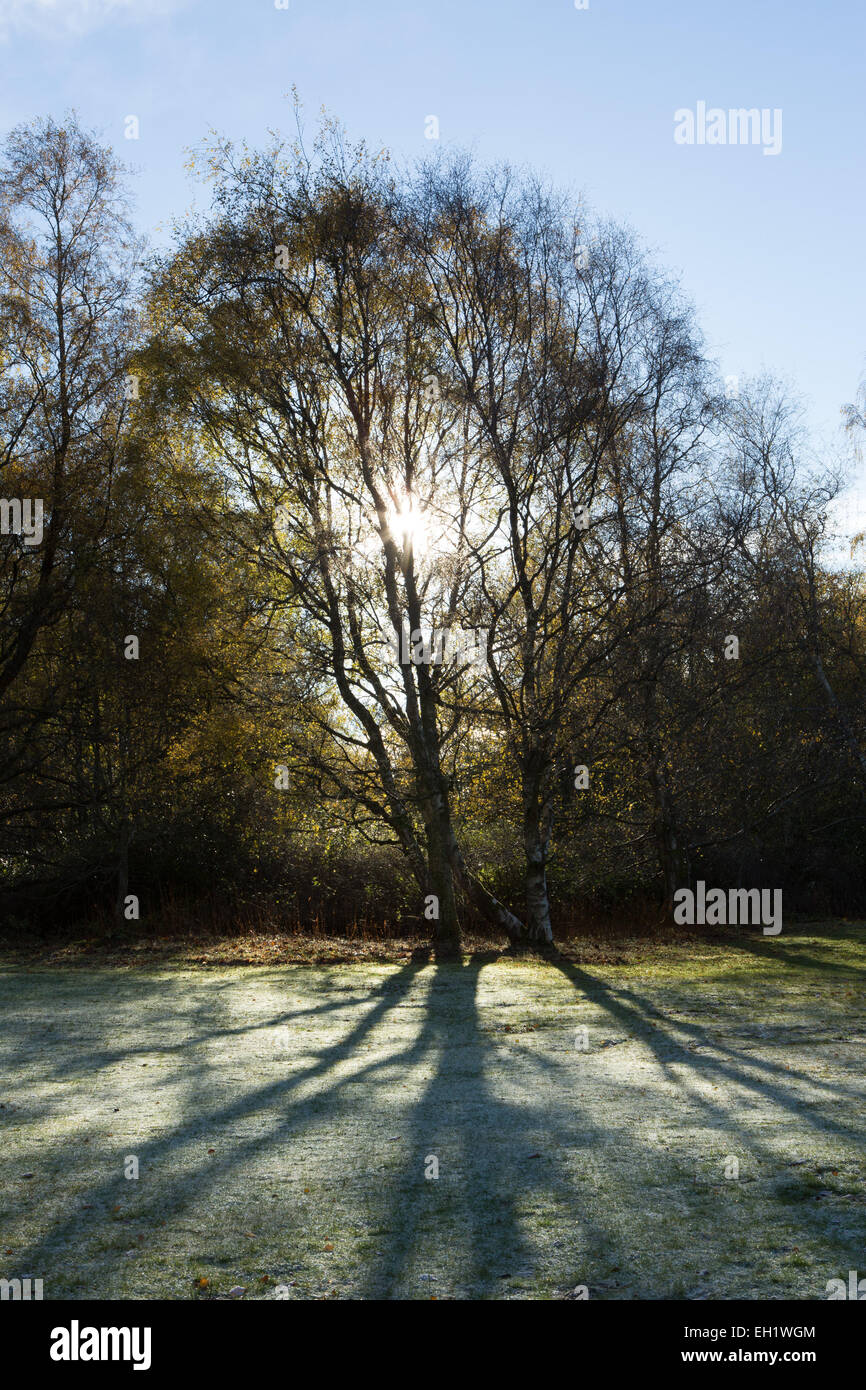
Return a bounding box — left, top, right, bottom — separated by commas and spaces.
445, 829, 525, 945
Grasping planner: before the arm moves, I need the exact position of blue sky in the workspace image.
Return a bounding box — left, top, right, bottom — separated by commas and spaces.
2, 0, 864, 479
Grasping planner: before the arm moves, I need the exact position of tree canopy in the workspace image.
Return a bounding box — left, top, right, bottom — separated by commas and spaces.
2, 113, 864, 946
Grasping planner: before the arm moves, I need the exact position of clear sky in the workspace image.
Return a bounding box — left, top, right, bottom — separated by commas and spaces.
2, 0, 864, 479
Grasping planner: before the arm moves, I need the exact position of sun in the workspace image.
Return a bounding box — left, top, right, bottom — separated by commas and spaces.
389, 497, 428, 554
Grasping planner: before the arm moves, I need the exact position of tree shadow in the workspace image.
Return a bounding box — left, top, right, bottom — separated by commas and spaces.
358, 960, 649, 1298
3, 963, 426, 1290
4, 953, 865, 1299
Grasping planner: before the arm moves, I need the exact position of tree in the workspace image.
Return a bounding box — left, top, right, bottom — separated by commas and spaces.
144, 124, 530, 948
0, 113, 138, 707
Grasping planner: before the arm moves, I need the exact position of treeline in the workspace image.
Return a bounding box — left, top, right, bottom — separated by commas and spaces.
1, 113, 865, 945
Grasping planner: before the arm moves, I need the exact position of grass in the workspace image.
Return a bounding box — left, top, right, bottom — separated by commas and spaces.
0, 920, 864, 1299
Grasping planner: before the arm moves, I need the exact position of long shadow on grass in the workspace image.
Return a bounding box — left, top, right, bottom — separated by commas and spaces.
6, 964, 428, 1291
8, 955, 865, 1299
9, 959, 636, 1300
0, 967, 391, 1099
358, 960, 634, 1299
361, 954, 866, 1298
542, 957, 866, 1264
727, 932, 866, 982
547, 959, 865, 1145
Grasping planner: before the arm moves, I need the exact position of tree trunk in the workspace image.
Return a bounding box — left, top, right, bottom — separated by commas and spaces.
114, 817, 130, 929
426, 814, 460, 948
809, 648, 866, 789
524, 809, 554, 944
642, 681, 690, 911
649, 759, 691, 910
445, 827, 526, 945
